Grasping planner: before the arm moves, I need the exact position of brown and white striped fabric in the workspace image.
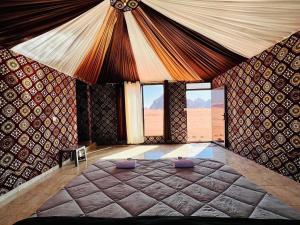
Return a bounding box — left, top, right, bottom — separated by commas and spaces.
1, 0, 299, 84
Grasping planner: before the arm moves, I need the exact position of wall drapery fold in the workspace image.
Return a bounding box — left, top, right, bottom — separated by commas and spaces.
124, 82, 144, 144
74, 7, 119, 84
142, 0, 300, 58
125, 12, 173, 82
0, 0, 103, 48
117, 84, 128, 143
12, 1, 110, 83
132, 8, 201, 81
6, 0, 300, 84
98, 12, 139, 83
132, 3, 244, 81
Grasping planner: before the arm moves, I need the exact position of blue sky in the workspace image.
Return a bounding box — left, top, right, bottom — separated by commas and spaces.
143, 85, 163, 108
143, 85, 211, 108
187, 90, 211, 101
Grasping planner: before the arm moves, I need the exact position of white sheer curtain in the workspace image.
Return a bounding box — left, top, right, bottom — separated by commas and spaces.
124, 82, 144, 144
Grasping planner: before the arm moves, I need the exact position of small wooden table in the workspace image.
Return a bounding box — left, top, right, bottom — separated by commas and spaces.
58, 146, 86, 168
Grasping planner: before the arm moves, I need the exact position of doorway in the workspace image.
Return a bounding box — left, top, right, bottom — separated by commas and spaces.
186, 83, 212, 142
211, 86, 228, 147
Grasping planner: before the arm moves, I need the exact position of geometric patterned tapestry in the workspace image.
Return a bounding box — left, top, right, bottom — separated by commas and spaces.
0, 48, 78, 195
91, 84, 118, 145
144, 135, 165, 145
76, 80, 91, 143
168, 82, 187, 144
212, 32, 300, 182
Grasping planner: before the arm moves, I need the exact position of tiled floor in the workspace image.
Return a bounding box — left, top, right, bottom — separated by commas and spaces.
1, 143, 300, 225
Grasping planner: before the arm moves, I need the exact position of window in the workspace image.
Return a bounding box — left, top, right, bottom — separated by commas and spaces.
186, 83, 212, 142
186, 82, 211, 90
142, 84, 164, 136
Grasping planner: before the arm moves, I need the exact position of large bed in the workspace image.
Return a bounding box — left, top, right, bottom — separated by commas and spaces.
20, 159, 300, 223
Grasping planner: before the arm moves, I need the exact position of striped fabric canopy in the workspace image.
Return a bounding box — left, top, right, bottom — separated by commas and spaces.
1, 0, 300, 84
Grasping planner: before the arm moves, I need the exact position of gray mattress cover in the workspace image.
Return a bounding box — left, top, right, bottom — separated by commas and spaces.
35, 159, 300, 219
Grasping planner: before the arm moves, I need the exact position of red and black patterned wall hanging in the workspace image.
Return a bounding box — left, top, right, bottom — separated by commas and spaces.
212, 32, 300, 182
0, 48, 78, 195
144, 136, 165, 145
76, 80, 91, 143
168, 82, 187, 143
90, 84, 119, 145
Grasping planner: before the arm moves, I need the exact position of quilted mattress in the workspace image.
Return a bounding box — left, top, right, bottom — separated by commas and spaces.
34, 159, 300, 219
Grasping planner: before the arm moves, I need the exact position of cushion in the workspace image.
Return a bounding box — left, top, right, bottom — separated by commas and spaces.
174, 159, 194, 168
116, 160, 136, 169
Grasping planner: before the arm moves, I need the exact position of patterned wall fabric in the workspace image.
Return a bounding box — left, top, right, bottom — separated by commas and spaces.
144, 136, 165, 144
76, 81, 91, 143
0, 48, 78, 195
168, 82, 187, 143
80, 82, 188, 145
91, 84, 118, 145
212, 32, 300, 182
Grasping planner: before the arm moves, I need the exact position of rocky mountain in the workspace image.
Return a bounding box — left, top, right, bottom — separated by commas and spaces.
149, 95, 211, 109
187, 98, 211, 108
149, 95, 164, 109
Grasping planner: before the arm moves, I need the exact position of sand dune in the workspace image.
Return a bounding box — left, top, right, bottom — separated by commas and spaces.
186, 108, 212, 142
144, 110, 164, 136
144, 108, 224, 142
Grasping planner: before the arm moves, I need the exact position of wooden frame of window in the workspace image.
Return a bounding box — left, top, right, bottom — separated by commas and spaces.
186, 82, 211, 91
211, 85, 229, 148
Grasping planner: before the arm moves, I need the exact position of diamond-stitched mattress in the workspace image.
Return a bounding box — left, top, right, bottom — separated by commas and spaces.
35, 159, 300, 219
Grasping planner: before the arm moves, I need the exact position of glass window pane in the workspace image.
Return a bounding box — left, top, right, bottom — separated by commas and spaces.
143, 85, 164, 136
186, 90, 212, 142
211, 86, 225, 145
186, 82, 211, 90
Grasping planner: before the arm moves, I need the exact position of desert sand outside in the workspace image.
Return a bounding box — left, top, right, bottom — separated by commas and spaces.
144, 108, 224, 142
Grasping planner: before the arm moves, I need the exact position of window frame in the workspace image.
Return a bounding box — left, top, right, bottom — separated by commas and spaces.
185, 82, 212, 143
186, 82, 211, 91
141, 83, 164, 137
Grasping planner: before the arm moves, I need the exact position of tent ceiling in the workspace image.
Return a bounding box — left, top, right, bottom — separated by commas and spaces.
1, 0, 299, 84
